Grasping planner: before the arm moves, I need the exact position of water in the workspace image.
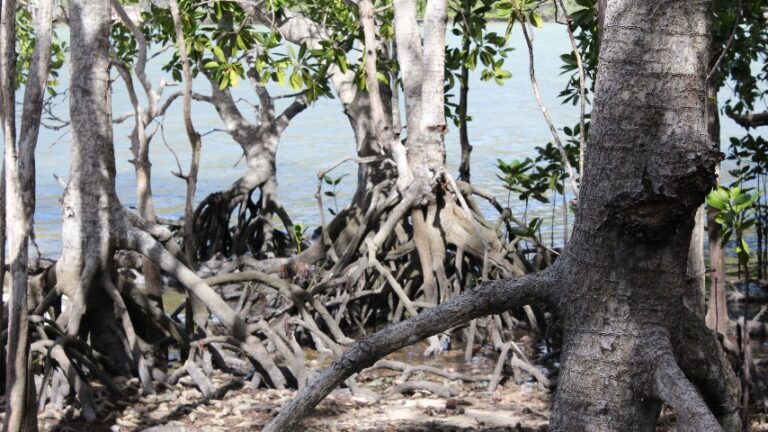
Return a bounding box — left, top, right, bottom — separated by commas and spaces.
28, 22, 746, 256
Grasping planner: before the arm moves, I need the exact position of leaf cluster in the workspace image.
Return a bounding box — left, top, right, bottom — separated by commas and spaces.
708, 185, 758, 262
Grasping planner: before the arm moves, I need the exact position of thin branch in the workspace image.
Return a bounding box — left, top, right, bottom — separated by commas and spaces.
706, 0, 742, 83
557, 0, 587, 183
516, 7, 580, 197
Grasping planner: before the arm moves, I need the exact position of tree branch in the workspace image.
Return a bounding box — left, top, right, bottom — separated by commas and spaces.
123, 228, 248, 340
263, 269, 558, 431
110, 0, 159, 113
727, 109, 768, 129
275, 94, 308, 133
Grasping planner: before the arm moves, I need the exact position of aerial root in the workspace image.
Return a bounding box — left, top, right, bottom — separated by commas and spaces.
673, 309, 742, 431
365, 359, 492, 384
654, 350, 723, 432
262, 269, 557, 432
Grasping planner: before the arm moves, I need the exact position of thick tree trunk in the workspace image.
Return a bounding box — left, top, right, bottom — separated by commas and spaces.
0, 161, 5, 392
264, 1, 741, 431
58, 0, 133, 379
549, 2, 736, 429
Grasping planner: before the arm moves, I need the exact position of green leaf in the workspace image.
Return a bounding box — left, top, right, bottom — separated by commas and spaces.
529, 12, 543, 28
738, 238, 751, 257
509, 227, 531, 237
213, 46, 226, 62
337, 55, 348, 73
289, 70, 303, 90
204, 61, 219, 69
706, 188, 729, 210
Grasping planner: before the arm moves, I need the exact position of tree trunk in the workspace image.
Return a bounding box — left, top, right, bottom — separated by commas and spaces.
55, 0, 249, 405
58, 0, 133, 375
0, 1, 30, 430
191, 76, 304, 260
2, 0, 52, 429
705, 77, 729, 335
264, 1, 742, 430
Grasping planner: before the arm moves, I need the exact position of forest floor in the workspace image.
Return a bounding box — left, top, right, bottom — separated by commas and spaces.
35, 341, 554, 432
25, 338, 768, 432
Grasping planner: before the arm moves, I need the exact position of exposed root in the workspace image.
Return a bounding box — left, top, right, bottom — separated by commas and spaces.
654, 351, 723, 432
262, 270, 556, 432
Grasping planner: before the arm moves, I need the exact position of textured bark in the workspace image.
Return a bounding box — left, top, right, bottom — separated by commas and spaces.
549, 2, 729, 429
57, 0, 246, 404
0, 161, 5, 391
59, 0, 123, 338
265, 1, 741, 431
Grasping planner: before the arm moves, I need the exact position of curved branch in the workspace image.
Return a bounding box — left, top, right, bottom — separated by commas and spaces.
263, 269, 559, 432
275, 94, 308, 133
110, 0, 157, 109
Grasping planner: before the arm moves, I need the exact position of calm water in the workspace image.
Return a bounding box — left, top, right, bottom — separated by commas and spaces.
29, 23, 745, 256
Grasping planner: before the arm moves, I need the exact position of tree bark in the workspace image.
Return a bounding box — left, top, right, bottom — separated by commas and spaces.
264, 1, 741, 431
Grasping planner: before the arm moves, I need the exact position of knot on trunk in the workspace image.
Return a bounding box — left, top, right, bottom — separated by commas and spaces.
605, 155, 716, 244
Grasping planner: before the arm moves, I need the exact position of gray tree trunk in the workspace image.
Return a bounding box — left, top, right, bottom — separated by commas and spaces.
263, 1, 741, 431
2, 0, 52, 429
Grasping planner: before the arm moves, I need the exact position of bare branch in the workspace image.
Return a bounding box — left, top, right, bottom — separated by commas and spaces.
727, 109, 768, 129
516, 7, 580, 197
110, 0, 160, 113
275, 94, 308, 133
557, 0, 588, 183
263, 269, 558, 431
